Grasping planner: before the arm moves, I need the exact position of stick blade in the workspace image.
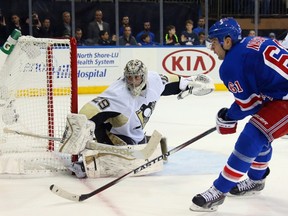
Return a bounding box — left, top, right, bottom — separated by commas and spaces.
133, 130, 162, 159
50, 184, 81, 202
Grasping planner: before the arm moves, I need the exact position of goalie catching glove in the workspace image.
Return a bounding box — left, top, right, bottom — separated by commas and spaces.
178, 74, 215, 99
216, 108, 237, 135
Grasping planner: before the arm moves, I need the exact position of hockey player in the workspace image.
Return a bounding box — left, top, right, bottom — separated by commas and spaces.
59, 59, 214, 178
190, 17, 288, 212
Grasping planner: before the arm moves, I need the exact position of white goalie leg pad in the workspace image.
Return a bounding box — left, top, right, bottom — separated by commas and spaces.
86, 141, 143, 160
82, 149, 101, 178
59, 114, 95, 155
83, 143, 163, 178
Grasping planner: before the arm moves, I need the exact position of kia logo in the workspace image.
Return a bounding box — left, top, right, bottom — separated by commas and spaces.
162, 49, 216, 76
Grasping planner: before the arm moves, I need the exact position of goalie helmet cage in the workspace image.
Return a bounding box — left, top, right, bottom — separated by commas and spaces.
0, 36, 78, 176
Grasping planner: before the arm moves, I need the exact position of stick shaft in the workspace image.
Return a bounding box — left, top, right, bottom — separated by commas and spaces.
3, 127, 62, 141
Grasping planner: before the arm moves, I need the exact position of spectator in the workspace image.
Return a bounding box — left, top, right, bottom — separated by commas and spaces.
139, 33, 154, 46
268, 32, 276, 39
26, 11, 41, 37
119, 16, 130, 36
193, 17, 205, 35
248, 30, 256, 37
8, 14, 28, 35
198, 32, 206, 45
86, 9, 110, 45
136, 21, 156, 44
56, 11, 72, 38
180, 19, 200, 46
0, 12, 8, 46
98, 30, 116, 46
75, 28, 86, 46
164, 25, 180, 46
119, 25, 138, 46
39, 18, 54, 38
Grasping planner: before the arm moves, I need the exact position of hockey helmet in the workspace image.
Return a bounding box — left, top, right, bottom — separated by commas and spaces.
208, 17, 242, 45
124, 59, 147, 96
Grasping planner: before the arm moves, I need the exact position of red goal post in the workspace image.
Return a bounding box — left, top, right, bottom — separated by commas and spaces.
0, 36, 78, 176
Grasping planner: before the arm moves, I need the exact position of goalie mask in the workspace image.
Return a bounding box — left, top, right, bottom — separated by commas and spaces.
124, 59, 147, 96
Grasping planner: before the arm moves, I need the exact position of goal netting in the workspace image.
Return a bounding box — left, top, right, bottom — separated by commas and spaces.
0, 36, 78, 176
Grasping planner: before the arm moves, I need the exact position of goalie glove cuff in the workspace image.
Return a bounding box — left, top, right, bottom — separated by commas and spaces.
179, 76, 195, 91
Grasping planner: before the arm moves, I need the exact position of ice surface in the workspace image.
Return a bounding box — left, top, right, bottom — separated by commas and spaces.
1, 92, 287, 216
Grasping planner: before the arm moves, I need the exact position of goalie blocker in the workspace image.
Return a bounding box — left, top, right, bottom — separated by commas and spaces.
59, 113, 166, 177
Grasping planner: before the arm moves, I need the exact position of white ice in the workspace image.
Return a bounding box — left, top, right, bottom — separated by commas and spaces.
1, 91, 287, 216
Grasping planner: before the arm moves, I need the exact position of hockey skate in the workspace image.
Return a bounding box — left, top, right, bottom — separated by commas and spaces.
68, 161, 86, 179
190, 186, 226, 212
229, 167, 270, 196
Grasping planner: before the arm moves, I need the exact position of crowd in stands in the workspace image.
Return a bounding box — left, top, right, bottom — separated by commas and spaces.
0, 8, 286, 47
0, 8, 209, 47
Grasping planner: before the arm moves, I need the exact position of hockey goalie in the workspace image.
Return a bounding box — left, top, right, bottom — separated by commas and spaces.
59, 59, 215, 178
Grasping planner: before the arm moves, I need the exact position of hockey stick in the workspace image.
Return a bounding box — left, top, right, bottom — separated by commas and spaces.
3, 127, 62, 141
86, 130, 162, 159
3, 127, 162, 160
50, 126, 216, 202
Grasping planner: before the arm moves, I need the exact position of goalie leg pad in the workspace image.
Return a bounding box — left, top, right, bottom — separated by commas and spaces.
82, 149, 101, 178
59, 114, 95, 155
82, 143, 164, 178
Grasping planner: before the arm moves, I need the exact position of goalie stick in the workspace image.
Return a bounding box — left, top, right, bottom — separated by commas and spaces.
3, 127, 62, 141
50, 126, 216, 202
3, 127, 162, 160
85, 130, 161, 159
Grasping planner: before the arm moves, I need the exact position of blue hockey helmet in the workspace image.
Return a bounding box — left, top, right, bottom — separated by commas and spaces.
208, 17, 242, 44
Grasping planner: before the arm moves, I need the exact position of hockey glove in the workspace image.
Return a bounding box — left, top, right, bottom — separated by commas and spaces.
178, 74, 214, 99
216, 108, 237, 135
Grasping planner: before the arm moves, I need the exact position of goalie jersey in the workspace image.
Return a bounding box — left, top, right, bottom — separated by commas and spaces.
221, 36, 288, 121
80, 71, 166, 145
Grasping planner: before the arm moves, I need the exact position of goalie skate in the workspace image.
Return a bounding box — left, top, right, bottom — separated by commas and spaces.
68, 161, 86, 179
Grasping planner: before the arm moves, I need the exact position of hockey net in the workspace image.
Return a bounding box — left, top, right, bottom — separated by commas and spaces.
0, 36, 78, 176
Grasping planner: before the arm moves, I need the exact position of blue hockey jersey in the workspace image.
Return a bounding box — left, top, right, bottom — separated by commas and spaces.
220, 36, 288, 120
